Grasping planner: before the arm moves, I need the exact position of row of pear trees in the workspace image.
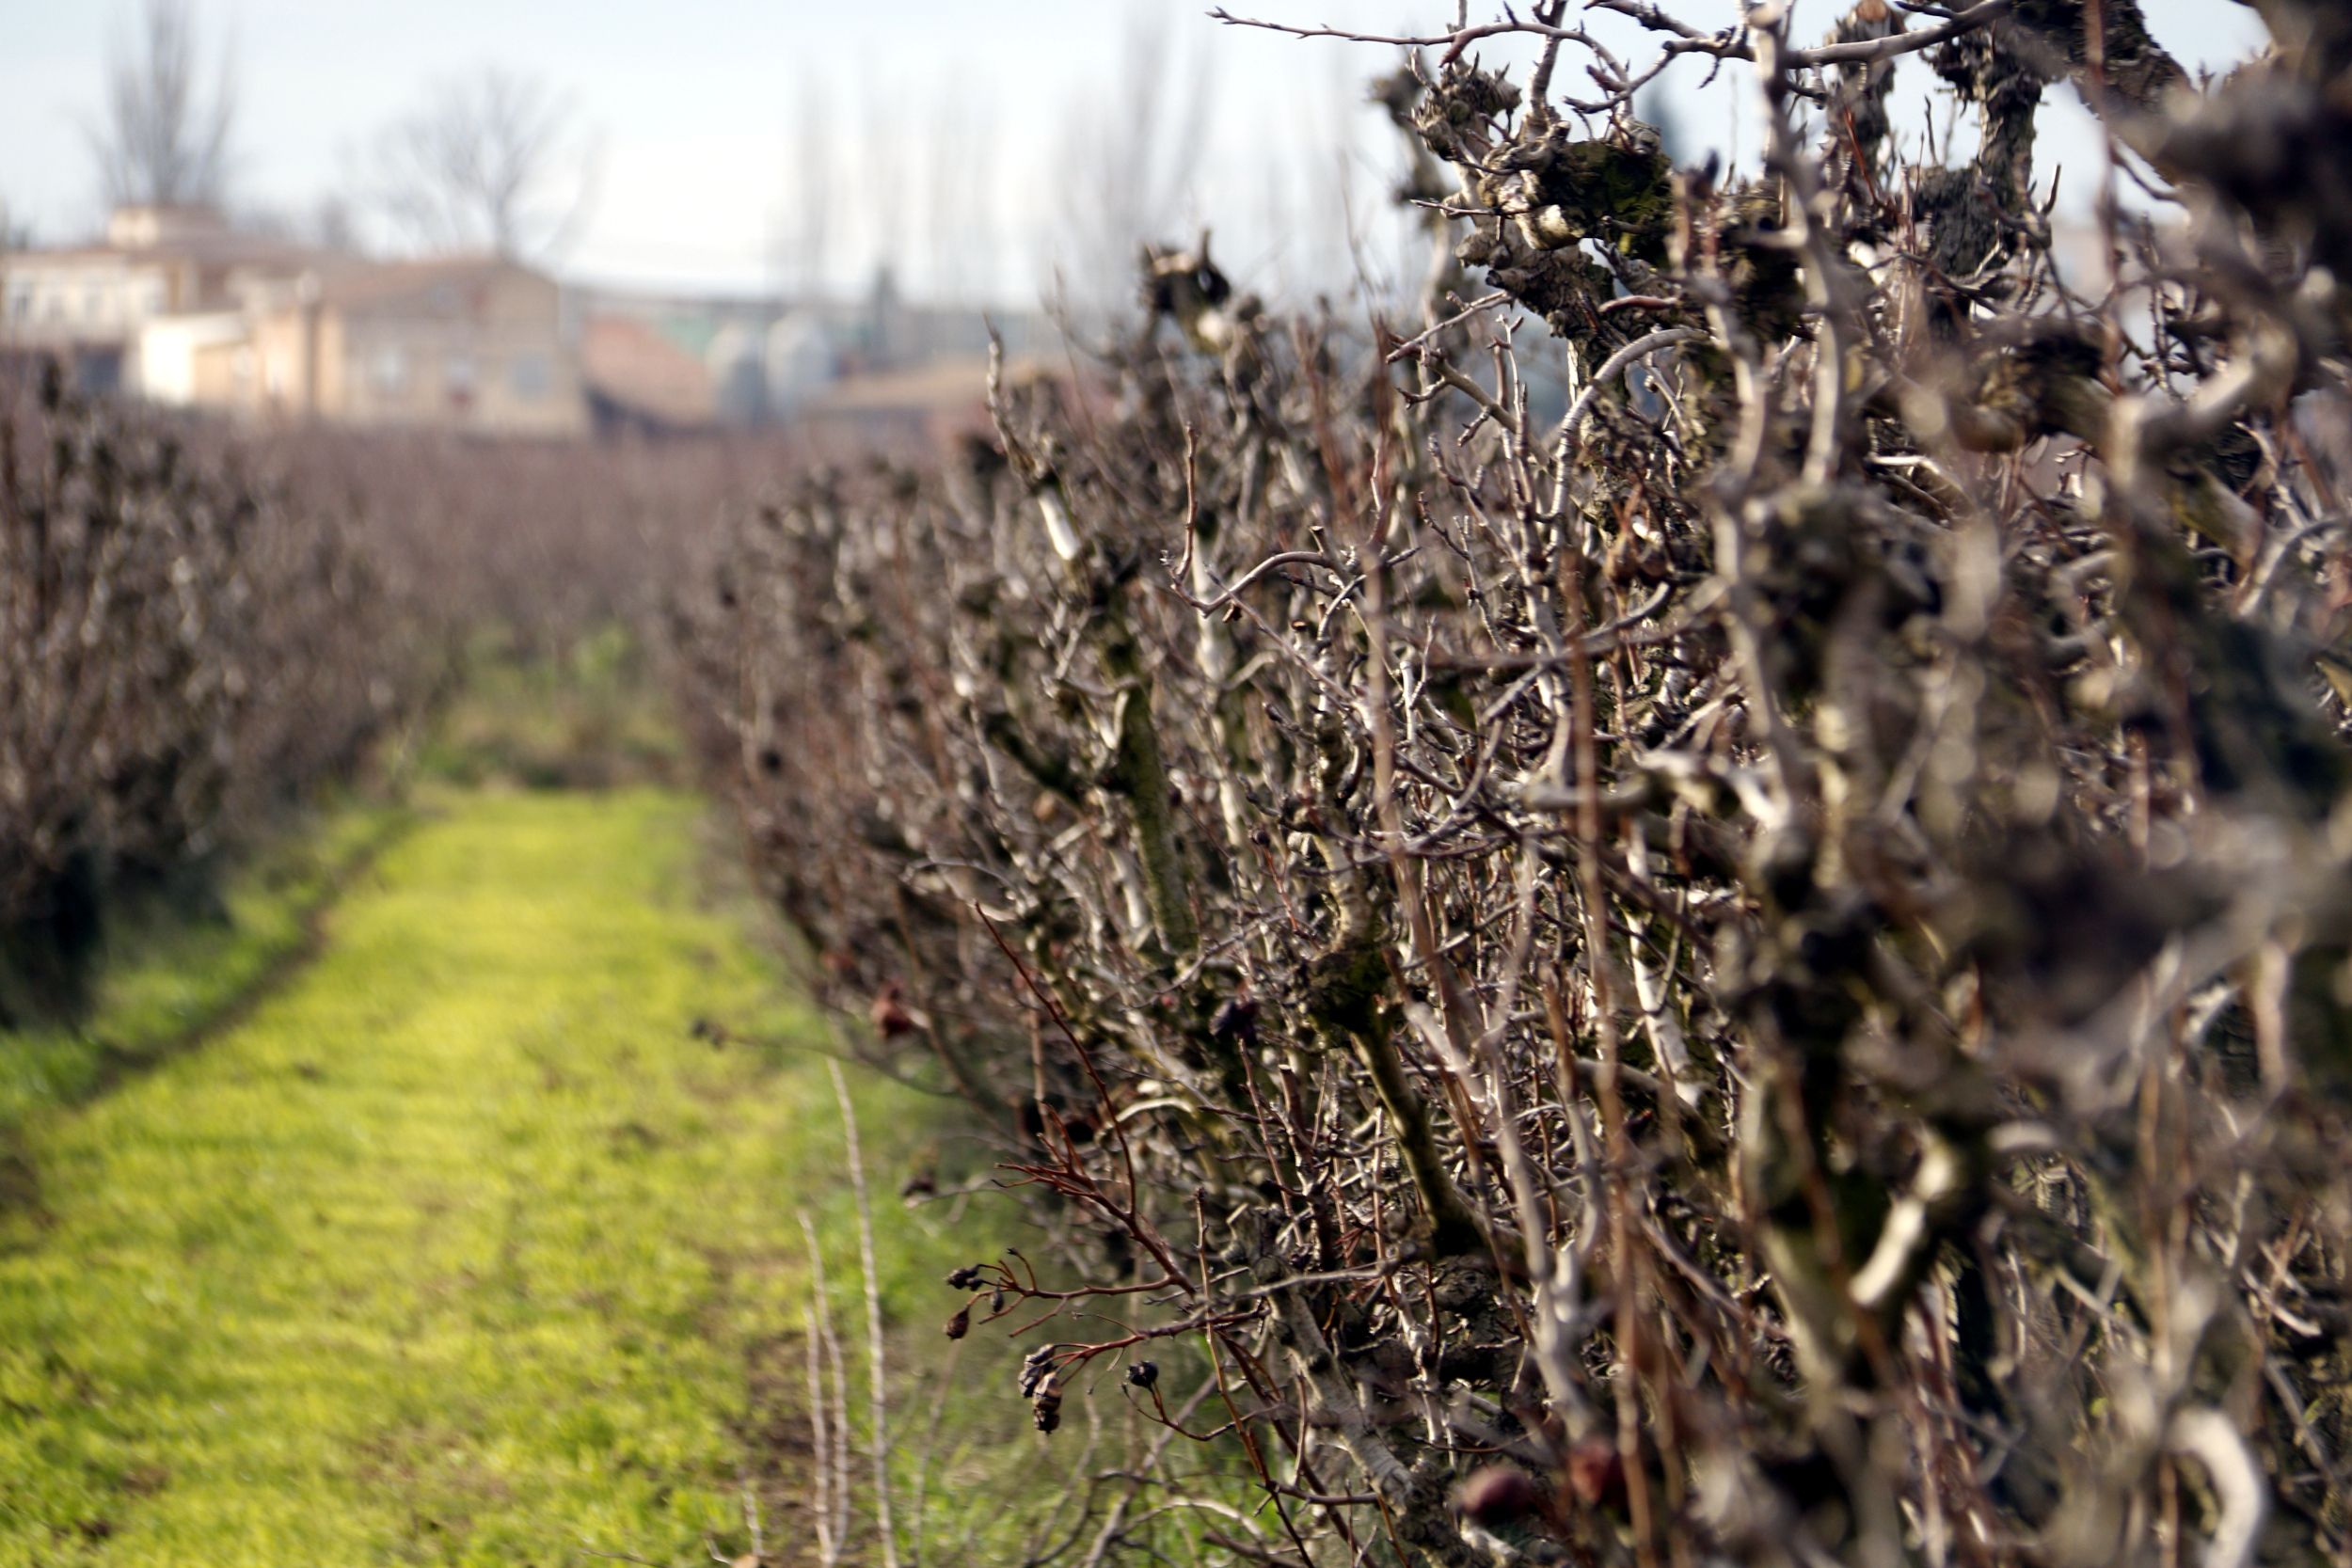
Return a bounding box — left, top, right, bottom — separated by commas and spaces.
672, 3, 2352, 1561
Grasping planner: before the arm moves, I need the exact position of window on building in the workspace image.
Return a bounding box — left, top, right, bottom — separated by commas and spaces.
85, 288, 107, 322
370, 344, 409, 396
508, 353, 550, 401
5, 285, 28, 323
142, 280, 167, 315
445, 352, 477, 409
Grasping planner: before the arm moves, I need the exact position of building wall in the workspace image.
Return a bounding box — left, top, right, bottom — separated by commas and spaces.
316, 312, 349, 418
2, 256, 177, 350
329, 270, 587, 437
190, 339, 249, 408
106, 205, 223, 250
249, 307, 318, 417
8, 216, 591, 439
133, 311, 248, 405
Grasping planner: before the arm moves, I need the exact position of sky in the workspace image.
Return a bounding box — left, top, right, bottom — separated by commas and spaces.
0, 1, 2277, 307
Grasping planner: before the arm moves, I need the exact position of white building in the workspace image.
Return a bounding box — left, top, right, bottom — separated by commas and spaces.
4, 207, 590, 436
1, 205, 320, 396
132, 310, 249, 404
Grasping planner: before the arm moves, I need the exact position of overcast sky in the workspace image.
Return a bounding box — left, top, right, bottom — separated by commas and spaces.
0, 1, 2275, 306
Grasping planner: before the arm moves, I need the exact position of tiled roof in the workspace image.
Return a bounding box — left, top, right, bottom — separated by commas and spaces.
804, 355, 1009, 417
579, 315, 716, 427
8, 233, 326, 272
310, 255, 522, 310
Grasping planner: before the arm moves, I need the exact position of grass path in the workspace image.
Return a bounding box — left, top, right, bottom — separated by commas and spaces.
0, 788, 885, 1566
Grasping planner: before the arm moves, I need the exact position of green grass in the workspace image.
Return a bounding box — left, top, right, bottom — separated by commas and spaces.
417, 629, 685, 791
0, 785, 1019, 1566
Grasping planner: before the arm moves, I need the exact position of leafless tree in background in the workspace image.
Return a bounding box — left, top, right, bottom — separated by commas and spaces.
358, 66, 598, 261
85, 0, 236, 211
855, 60, 906, 301
771, 73, 835, 303
235, 192, 361, 252
1246, 69, 1365, 301
305, 194, 359, 253
917, 73, 1001, 305
766, 8, 1384, 314
1048, 6, 1216, 312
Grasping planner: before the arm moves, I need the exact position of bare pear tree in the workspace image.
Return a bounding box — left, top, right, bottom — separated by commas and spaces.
359, 67, 598, 261
687, 1, 2352, 1563
86, 0, 236, 211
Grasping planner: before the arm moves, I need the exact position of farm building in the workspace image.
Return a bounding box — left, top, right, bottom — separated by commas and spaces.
2, 205, 588, 437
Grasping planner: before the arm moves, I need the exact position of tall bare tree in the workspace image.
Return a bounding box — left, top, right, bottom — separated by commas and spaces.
86, 0, 236, 211
771, 73, 836, 303
359, 67, 598, 261
917, 73, 1002, 304
854, 60, 905, 296
1048, 6, 1216, 311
